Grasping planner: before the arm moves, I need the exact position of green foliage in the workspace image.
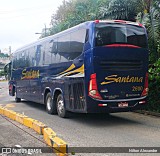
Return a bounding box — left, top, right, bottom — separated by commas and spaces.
148, 59, 160, 112
0, 70, 5, 76
48, 0, 110, 35
100, 0, 140, 21
137, 0, 160, 62
0, 52, 9, 57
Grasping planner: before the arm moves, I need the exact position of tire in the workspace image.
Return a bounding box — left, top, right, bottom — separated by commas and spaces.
15, 91, 21, 102
56, 94, 69, 118
45, 92, 57, 114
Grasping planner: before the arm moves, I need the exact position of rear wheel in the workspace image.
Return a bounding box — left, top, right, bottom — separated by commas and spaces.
56, 94, 69, 118
45, 92, 57, 114
15, 91, 21, 102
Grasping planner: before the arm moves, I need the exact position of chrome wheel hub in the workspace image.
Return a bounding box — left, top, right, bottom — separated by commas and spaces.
47, 97, 51, 111
57, 99, 64, 114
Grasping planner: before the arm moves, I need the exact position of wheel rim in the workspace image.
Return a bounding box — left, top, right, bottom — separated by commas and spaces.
57, 98, 64, 114
47, 97, 52, 111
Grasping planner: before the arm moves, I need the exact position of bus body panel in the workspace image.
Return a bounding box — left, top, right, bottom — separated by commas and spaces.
84, 47, 148, 113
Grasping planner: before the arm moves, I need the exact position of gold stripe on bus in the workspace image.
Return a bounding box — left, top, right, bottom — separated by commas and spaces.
64, 64, 84, 76
59, 64, 76, 75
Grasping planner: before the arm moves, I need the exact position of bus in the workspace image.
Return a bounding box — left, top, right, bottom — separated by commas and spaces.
9, 20, 149, 118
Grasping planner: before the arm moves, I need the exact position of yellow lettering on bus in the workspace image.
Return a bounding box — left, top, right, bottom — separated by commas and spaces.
101, 75, 143, 85
21, 69, 40, 80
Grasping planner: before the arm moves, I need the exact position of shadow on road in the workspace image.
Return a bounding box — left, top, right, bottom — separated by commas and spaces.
69, 113, 141, 127
10, 100, 141, 127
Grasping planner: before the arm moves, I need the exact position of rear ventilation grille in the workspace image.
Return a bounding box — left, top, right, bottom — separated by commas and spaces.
68, 78, 85, 110
99, 60, 143, 71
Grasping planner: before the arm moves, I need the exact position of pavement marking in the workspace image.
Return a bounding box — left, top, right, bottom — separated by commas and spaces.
0, 106, 68, 156
4, 104, 15, 108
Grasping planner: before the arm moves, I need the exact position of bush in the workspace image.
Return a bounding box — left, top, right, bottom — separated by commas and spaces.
148, 59, 160, 113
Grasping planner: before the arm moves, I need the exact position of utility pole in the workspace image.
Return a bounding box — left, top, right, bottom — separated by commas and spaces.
9, 46, 11, 55
9, 46, 12, 61
44, 24, 47, 37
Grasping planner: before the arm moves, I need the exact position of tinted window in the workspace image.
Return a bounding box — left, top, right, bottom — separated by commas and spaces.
44, 42, 52, 65
95, 23, 147, 48
57, 29, 86, 61
70, 29, 86, 53
50, 38, 61, 64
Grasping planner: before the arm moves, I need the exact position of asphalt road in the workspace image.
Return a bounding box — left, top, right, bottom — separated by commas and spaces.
0, 81, 160, 156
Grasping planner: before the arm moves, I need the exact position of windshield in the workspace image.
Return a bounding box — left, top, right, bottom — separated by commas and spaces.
95, 23, 147, 48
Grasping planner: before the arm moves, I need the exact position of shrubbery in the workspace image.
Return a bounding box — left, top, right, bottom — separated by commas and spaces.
148, 59, 160, 113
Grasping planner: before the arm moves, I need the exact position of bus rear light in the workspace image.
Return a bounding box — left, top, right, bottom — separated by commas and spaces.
105, 44, 140, 48
114, 20, 126, 23
94, 20, 100, 24
89, 73, 102, 100
139, 101, 146, 104
141, 73, 149, 97
98, 104, 108, 107
139, 23, 143, 27
9, 84, 12, 91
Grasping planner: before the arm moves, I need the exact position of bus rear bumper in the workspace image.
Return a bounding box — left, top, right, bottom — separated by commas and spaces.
86, 97, 148, 113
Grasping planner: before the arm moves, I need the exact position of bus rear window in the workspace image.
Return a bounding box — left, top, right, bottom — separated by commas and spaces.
95, 23, 147, 48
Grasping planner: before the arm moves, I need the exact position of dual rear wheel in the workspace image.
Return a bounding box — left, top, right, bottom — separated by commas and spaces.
45, 92, 69, 118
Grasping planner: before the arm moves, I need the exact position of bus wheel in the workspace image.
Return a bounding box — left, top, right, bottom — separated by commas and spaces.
46, 92, 57, 114
56, 94, 69, 118
15, 93, 21, 103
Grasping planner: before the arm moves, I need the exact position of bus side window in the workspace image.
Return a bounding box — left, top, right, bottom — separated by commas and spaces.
85, 29, 89, 43
70, 29, 86, 59
50, 38, 58, 54
13, 55, 17, 69
44, 41, 52, 65
58, 35, 70, 62
50, 38, 58, 64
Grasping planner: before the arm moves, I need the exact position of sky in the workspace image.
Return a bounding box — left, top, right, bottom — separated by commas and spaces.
0, 0, 63, 53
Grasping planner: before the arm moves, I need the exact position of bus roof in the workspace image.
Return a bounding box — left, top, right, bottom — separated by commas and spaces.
14, 20, 143, 54
94, 20, 142, 27
14, 21, 91, 54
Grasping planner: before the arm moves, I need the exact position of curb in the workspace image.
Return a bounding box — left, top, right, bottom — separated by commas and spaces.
134, 110, 160, 117
0, 106, 68, 156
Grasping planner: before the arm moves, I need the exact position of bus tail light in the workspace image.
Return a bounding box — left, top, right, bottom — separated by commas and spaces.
89, 73, 102, 100
94, 20, 100, 24
98, 104, 108, 107
105, 44, 140, 48
114, 20, 126, 23
139, 23, 144, 27
139, 101, 146, 104
9, 84, 12, 92
141, 73, 149, 97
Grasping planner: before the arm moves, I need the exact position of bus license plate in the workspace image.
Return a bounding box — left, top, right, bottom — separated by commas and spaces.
118, 102, 128, 107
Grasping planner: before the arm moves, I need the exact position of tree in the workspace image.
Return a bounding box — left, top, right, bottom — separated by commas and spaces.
48, 0, 110, 35
100, 0, 140, 21
137, 0, 160, 62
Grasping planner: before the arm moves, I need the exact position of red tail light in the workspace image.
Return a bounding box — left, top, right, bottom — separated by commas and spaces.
141, 73, 149, 96
105, 44, 140, 48
88, 73, 102, 100
9, 84, 12, 91
139, 23, 144, 27
94, 20, 99, 24
114, 20, 126, 23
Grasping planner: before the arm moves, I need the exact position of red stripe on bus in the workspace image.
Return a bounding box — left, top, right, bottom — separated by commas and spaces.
105, 44, 140, 48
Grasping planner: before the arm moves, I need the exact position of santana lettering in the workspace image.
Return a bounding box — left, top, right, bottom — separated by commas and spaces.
101, 75, 143, 85
21, 69, 40, 80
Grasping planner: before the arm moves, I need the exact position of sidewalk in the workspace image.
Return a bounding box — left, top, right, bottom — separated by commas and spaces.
0, 115, 55, 156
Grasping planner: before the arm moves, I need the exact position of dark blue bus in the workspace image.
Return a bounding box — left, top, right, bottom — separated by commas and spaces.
9, 20, 149, 118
